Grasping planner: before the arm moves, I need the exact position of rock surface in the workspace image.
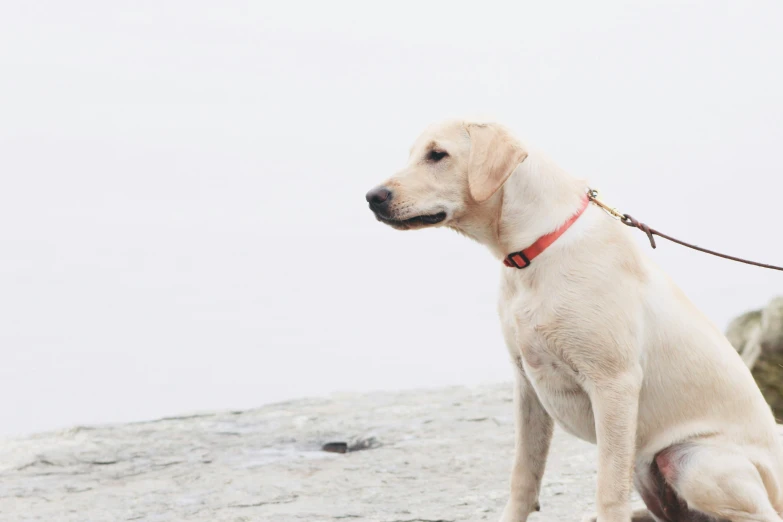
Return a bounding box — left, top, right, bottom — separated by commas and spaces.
1, 383, 629, 522
726, 296, 783, 419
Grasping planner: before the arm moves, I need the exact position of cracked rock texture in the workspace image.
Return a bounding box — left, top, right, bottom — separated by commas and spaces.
3, 383, 637, 522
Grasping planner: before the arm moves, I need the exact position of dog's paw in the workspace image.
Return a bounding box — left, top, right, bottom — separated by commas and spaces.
498, 500, 540, 522
580, 513, 597, 522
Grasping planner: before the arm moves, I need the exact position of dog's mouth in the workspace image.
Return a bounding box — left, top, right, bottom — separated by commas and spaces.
374, 211, 448, 229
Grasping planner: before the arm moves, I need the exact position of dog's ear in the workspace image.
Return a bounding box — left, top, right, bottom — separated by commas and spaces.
466, 123, 528, 203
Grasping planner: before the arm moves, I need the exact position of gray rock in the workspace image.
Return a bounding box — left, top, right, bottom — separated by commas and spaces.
0, 384, 616, 522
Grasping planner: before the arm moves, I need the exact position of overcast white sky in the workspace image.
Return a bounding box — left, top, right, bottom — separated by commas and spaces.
1, 1, 782, 436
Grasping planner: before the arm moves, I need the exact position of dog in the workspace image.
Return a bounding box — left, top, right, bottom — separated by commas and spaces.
365, 120, 783, 522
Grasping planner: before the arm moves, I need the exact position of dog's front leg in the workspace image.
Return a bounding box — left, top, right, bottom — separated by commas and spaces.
500, 362, 554, 522
585, 370, 642, 522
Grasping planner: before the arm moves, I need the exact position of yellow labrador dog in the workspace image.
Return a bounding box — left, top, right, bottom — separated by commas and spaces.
365, 120, 783, 522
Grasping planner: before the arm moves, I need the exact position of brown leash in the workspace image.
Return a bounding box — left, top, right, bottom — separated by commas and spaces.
587, 189, 783, 272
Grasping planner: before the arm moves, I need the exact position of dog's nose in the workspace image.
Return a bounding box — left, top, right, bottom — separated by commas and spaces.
366, 186, 392, 206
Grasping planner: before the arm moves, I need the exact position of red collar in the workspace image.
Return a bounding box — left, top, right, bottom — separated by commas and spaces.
503, 195, 590, 269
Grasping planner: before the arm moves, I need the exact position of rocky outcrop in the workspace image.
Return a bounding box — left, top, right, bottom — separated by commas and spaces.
726, 297, 783, 419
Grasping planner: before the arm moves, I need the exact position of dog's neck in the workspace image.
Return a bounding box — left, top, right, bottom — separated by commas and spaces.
456, 151, 588, 262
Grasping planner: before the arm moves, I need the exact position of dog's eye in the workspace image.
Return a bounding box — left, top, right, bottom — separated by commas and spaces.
427, 150, 448, 162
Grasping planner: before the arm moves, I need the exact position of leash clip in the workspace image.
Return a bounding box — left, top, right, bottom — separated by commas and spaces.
587, 189, 624, 220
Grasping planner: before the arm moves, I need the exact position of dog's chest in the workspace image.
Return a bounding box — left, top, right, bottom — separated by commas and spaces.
500, 285, 597, 443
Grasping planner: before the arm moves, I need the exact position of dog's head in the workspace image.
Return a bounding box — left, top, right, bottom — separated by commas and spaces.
366, 120, 528, 231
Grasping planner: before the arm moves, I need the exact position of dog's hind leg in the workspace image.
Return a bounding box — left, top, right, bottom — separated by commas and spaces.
655, 442, 783, 522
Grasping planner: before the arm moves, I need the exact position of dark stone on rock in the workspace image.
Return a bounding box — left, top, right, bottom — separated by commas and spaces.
322, 437, 379, 454
322, 442, 348, 453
